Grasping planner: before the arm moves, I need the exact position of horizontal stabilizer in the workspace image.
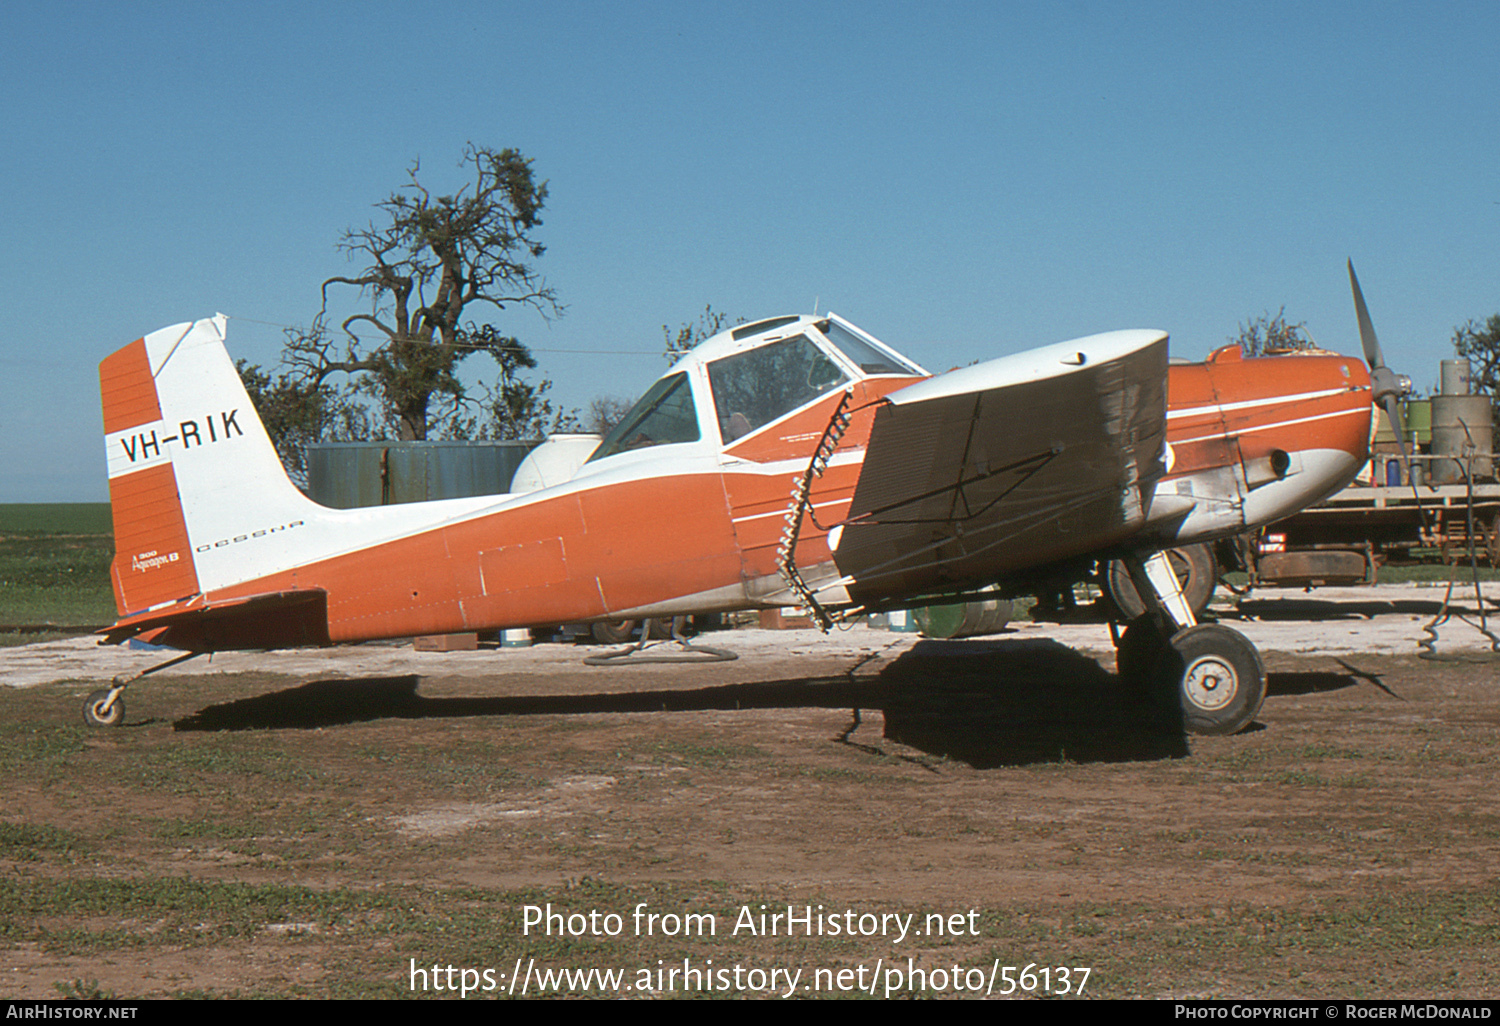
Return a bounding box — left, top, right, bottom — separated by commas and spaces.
100, 589, 330, 652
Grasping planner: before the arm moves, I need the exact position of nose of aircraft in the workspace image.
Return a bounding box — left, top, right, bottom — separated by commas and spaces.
1231, 351, 1374, 529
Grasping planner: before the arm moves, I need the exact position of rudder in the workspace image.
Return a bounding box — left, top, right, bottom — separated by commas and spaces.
101, 336, 201, 615
101, 316, 321, 616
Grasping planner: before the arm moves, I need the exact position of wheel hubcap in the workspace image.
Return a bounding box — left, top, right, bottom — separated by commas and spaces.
1183, 655, 1238, 711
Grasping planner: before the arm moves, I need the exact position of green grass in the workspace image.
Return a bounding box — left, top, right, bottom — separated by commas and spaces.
1377, 561, 1500, 583
3, 656, 1500, 999
0, 503, 112, 535
0, 504, 115, 626
0, 821, 91, 860
1, 874, 1497, 997
0, 721, 93, 775
1222, 562, 1500, 589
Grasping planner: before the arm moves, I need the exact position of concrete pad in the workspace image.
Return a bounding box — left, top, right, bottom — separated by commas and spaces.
3, 581, 1496, 689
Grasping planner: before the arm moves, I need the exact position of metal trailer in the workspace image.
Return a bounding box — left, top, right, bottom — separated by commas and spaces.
1244, 477, 1500, 587
1241, 357, 1498, 589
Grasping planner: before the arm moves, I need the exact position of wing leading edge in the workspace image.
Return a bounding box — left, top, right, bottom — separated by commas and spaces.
831, 329, 1170, 607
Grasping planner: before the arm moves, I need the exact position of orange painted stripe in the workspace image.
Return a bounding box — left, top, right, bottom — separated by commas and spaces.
99, 339, 161, 435
107, 463, 200, 615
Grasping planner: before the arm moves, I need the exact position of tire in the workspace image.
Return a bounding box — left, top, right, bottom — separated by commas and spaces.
590, 620, 637, 645
1105, 544, 1218, 621
83, 689, 124, 728
590, 618, 678, 644
1152, 623, 1265, 736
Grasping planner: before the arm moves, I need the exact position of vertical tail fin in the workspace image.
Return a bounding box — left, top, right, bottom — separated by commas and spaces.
101, 334, 201, 614
100, 315, 321, 616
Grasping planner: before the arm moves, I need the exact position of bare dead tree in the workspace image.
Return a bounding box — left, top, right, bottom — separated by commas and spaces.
299, 145, 561, 440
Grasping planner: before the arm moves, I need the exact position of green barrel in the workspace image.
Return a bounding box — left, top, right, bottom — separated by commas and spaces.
914, 598, 1013, 639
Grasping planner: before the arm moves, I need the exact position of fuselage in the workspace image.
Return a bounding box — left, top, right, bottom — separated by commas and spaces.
104, 315, 1372, 650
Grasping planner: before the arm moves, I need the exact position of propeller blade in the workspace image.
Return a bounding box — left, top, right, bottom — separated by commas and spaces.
1348, 259, 1385, 371
1350, 260, 1418, 485
1383, 394, 1413, 484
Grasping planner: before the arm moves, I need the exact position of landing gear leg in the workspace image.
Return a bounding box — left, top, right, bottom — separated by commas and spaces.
81, 650, 202, 728
1115, 551, 1266, 735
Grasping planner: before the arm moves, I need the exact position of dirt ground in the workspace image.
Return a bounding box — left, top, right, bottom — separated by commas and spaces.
3, 583, 1500, 999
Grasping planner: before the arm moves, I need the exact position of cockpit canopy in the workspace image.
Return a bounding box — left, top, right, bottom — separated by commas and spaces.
588, 314, 925, 463
709, 334, 848, 442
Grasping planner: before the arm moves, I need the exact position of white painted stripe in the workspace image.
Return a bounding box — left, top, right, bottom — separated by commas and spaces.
1173, 405, 1367, 445
105, 420, 173, 478
730, 498, 851, 526
720, 450, 865, 476
1166, 386, 1355, 421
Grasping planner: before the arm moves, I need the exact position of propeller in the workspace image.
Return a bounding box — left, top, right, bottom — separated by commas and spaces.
1348, 260, 1415, 482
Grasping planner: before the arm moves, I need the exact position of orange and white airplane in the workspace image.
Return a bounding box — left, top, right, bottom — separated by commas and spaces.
91, 265, 1401, 735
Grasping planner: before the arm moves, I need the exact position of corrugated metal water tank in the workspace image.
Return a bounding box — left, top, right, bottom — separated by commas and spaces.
1426, 357, 1494, 484
1429, 397, 1494, 483
306, 441, 543, 508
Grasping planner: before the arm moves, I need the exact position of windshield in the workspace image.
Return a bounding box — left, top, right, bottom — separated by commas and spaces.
708, 335, 849, 442
587, 372, 700, 461
819, 319, 922, 375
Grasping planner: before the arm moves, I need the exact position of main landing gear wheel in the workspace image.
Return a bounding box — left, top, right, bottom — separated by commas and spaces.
590, 618, 681, 644
591, 619, 636, 645
1105, 543, 1217, 621
83, 689, 124, 728
1153, 624, 1265, 736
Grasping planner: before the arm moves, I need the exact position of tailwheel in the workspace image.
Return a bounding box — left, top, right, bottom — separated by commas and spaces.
83, 689, 124, 728
1153, 623, 1266, 736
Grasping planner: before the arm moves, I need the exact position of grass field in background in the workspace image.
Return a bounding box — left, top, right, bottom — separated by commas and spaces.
1375, 557, 1500, 583
0, 504, 116, 633
0, 503, 112, 535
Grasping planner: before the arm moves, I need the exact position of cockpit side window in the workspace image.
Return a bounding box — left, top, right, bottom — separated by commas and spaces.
587, 372, 700, 461
818, 319, 922, 375
707, 335, 849, 443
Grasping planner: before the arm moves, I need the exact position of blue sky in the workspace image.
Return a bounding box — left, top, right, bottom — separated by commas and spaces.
4, 1, 1498, 501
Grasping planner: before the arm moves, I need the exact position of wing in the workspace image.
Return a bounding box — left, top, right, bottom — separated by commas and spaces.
831, 329, 1169, 607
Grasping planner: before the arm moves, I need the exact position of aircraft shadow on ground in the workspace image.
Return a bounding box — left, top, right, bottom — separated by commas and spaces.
1226, 598, 1449, 621
173, 638, 1361, 768
1266, 671, 1363, 697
